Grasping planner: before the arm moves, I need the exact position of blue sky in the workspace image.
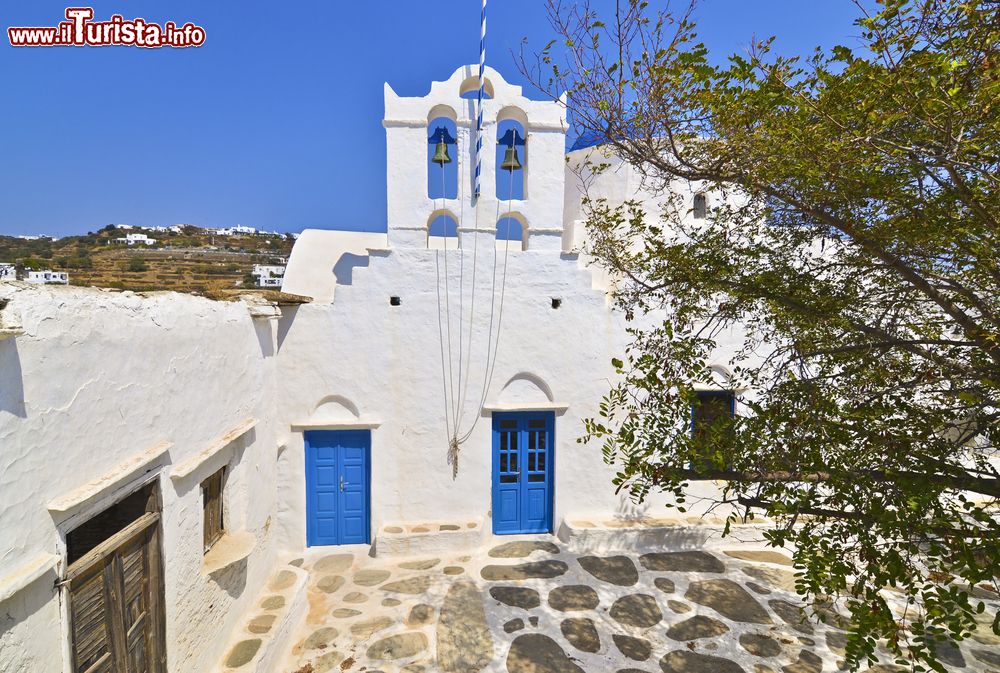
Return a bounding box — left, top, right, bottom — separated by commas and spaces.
0, 1, 867, 237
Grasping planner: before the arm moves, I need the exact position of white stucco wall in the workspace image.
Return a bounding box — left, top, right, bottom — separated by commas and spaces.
281, 230, 388, 303
0, 284, 278, 673
274, 240, 668, 551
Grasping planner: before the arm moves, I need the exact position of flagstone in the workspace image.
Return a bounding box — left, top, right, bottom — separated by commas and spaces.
609, 594, 662, 628
665, 615, 729, 641
504, 618, 525, 633
685, 579, 771, 624
825, 631, 846, 655
482, 560, 569, 581
781, 650, 822, 673
303, 627, 338, 650
269, 570, 296, 591
353, 569, 391, 586
317, 575, 345, 593
742, 566, 798, 593
740, 633, 782, 657
437, 579, 493, 673
400, 558, 441, 570
225, 639, 261, 668
260, 595, 284, 610
315, 554, 353, 573
639, 551, 725, 573
972, 649, 1000, 667
489, 541, 561, 558
660, 650, 746, 673
506, 633, 585, 673
247, 614, 275, 634
654, 577, 675, 594
349, 616, 393, 639
406, 603, 435, 626
769, 600, 813, 634
548, 585, 599, 612
724, 550, 794, 566
367, 632, 428, 661
561, 618, 601, 653
613, 634, 652, 661
491, 586, 541, 610
578, 555, 639, 586
382, 575, 432, 594
312, 651, 345, 673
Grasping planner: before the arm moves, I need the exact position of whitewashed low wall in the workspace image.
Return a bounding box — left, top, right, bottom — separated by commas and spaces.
0, 284, 278, 673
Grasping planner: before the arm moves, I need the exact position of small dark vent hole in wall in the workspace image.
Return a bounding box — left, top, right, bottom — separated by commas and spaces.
390, 296, 401, 306
551, 298, 562, 309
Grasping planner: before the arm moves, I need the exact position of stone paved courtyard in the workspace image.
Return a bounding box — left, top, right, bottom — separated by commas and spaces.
259, 537, 1000, 673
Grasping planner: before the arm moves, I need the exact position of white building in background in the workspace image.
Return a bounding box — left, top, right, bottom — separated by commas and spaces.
251, 264, 285, 288
0, 264, 15, 280
0, 66, 739, 673
214, 225, 258, 236
116, 233, 156, 246
25, 270, 69, 285
15, 234, 57, 241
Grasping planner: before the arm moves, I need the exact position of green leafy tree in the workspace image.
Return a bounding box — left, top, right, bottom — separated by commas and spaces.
126, 257, 148, 273
524, 0, 1000, 669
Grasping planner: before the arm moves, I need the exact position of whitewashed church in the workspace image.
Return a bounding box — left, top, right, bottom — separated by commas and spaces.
0, 67, 732, 673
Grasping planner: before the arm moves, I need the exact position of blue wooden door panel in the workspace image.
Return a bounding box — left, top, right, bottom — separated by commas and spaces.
492, 412, 553, 534
305, 430, 371, 546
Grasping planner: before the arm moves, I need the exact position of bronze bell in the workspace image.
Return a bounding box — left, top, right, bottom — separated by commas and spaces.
432, 140, 452, 165
500, 146, 522, 171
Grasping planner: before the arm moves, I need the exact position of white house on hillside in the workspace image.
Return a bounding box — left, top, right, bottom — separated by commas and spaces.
116, 233, 156, 246
251, 264, 285, 288
25, 270, 69, 284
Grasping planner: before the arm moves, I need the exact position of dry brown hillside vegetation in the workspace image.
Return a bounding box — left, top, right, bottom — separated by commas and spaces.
0, 225, 294, 295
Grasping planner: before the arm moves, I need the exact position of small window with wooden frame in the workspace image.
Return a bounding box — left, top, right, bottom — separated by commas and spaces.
690, 390, 736, 471
201, 467, 225, 553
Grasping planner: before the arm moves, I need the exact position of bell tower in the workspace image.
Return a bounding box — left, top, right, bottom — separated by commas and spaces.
383, 65, 567, 250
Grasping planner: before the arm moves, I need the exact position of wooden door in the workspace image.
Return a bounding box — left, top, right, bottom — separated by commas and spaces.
67, 512, 166, 673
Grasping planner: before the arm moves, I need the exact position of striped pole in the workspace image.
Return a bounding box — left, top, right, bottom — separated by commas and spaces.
474, 0, 486, 199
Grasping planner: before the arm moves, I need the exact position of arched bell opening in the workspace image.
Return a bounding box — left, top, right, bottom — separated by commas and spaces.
495, 116, 526, 201
496, 214, 527, 252
427, 211, 460, 250
427, 116, 458, 200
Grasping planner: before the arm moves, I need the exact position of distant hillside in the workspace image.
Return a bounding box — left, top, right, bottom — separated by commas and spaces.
0, 225, 295, 295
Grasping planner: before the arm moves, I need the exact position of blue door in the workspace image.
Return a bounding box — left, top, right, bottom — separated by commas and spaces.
305, 430, 370, 546
492, 412, 554, 534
